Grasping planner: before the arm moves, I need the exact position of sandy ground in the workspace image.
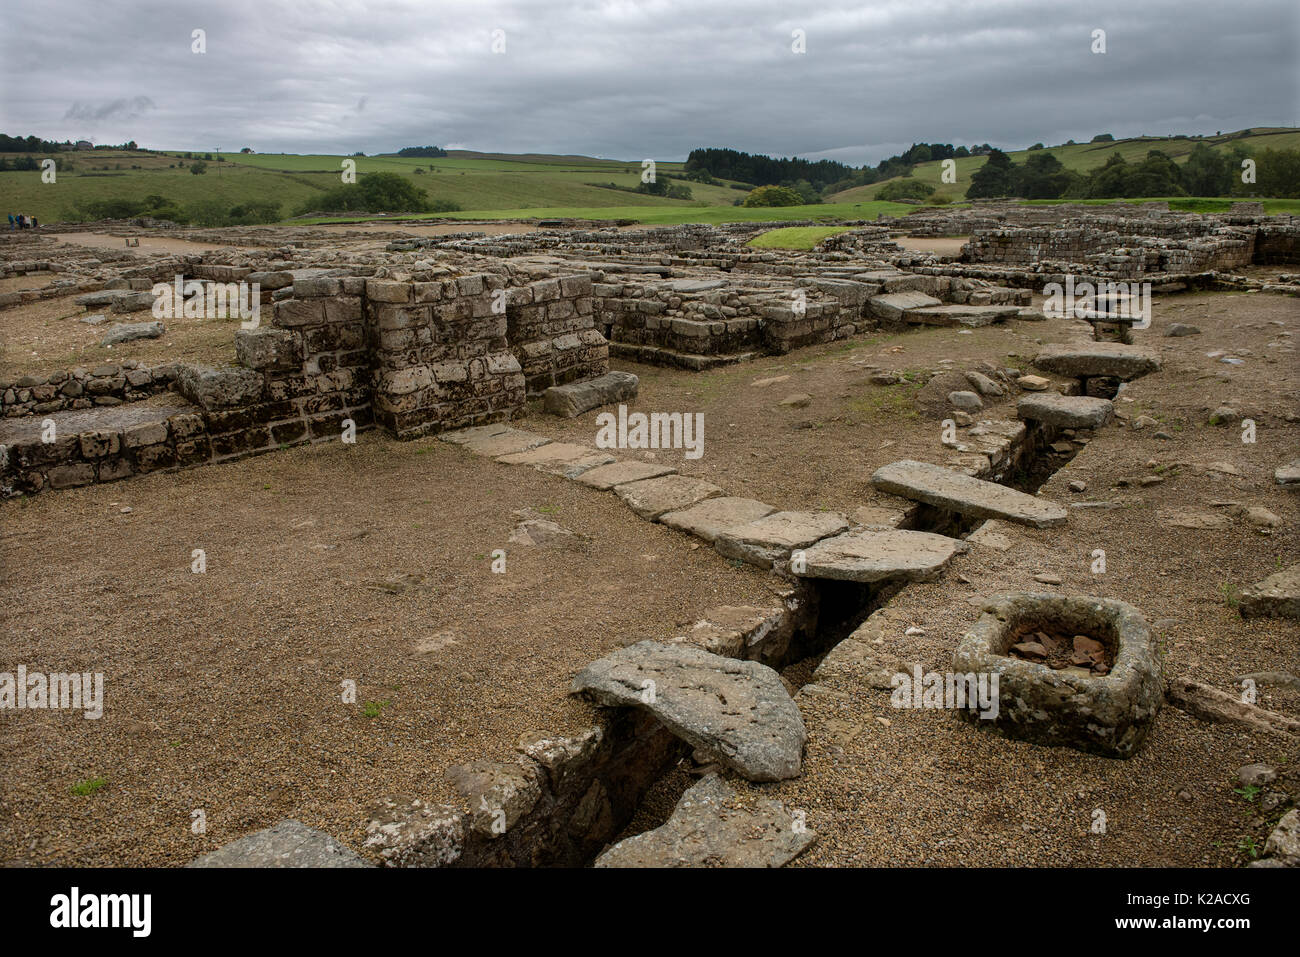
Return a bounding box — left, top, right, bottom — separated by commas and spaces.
50, 231, 262, 256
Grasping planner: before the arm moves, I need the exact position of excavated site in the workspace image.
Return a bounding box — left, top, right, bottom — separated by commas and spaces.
2, 200, 1299, 869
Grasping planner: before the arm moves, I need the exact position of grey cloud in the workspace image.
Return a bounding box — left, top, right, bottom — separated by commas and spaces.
2, 0, 1294, 164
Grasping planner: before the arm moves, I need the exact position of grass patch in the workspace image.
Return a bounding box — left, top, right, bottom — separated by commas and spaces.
71, 777, 107, 796
747, 226, 854, 250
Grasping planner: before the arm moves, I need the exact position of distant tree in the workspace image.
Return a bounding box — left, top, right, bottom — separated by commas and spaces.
1091, 133, 1115, 143
876, 178, 934, 201
1181, 143, 1234, 196
1028, 143, 1044, 150
742, 184, 804, 207
966, 149, 1015, 197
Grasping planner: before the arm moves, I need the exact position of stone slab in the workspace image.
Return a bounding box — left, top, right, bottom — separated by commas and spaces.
904, 304, 1019, 327
872, 459, 1068, 528
542, 371, 639, 418
444, 426, 551, 458
574, 460, 678, 490
572, 640, 805, 782
715, 510, 851, 567
1032, 342, 1161, 381
869, 291, 941, 322
1240, 563, 1300, 621
594, 774, 814, 868
795, 528, 968, 582
497, 441, 615, 477
659, 496, 778, 543
1276, 458, 1300, 488
614, 474, 724, 520
188, 820, 371, 868
1016, 393, 1114, 429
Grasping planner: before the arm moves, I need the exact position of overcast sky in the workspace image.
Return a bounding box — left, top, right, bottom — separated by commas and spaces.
2, 0, 1296, 166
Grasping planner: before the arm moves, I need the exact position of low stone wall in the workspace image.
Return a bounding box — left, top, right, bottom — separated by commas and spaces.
2, 360, 176, 418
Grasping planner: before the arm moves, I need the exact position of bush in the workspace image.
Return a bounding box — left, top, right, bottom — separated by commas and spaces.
189, 160, 208, 175
297, 171, 430, 215
742, 184, 803, 207
876, 178, 935, 202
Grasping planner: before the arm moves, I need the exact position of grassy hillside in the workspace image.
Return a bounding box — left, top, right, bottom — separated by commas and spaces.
830, 128, 1300, 203
0, 148, 750, 223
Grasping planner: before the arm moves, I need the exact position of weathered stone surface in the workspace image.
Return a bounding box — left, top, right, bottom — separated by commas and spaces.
1164, 323, 1201, 337
716, 510, 850, 566
542, 371, 639, 417
176, 364, 264, 411
906, 304, 1019, 327
1017, 374, 1050, 391
441, 425, 551, 457
497, 441, 615, 477
869, 291, 941, 321
572, 640, 805, 782
872, 459, 1067, 528
595, 773, 814, 868
1017, 393, 1114, 429
1032, 343, 1161, 381
1264, 809, 1300, 865
659, 496, 777, 543
1277, 458, 1300, 488
615, 474, 723, 520
952, 592, 1163, 758
516, 726, 603, 792
673, 606, 785, 658
948, 390, 983, 411
575, 460, 677, 490
101, 320, 164, 346
795, 528, 968, 582
236, 327, 302, 371
364, 795, 465, 867
446, 759, 543, 838
189, 820, 370, 868
1239, 563, 1300, 620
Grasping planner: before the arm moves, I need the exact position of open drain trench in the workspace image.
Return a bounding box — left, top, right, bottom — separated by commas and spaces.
383, 415, 1082, 869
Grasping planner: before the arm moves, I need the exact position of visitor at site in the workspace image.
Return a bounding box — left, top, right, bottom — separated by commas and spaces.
6, 213, 13, 230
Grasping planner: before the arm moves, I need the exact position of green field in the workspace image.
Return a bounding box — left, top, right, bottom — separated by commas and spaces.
3, 130, 1297, 227
831, 128, 1300, 203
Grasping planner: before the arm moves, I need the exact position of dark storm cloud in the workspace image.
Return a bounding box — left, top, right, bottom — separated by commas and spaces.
2, 0, 1295, 163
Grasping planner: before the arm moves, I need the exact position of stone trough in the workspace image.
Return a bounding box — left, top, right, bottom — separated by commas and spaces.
951, 592, 1163, 758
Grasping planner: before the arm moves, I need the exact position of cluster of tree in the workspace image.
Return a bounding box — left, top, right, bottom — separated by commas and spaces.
966, 144, 1300, 200
396, 146, 449, 157
0, 155, 73, 171
0, 133, 70, 152
294, 171, 460, 215
875, 178, 938, 202
684, 148, 855, 192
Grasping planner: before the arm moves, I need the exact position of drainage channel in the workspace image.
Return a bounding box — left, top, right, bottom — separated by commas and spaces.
589, 418, 1084, 860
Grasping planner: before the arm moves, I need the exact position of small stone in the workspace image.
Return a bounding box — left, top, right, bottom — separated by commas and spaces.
1238, 764, 1277, 787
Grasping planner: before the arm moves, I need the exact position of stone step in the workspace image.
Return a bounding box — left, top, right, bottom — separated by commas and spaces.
1032, 342, 1161, 381
794, 528, 968, 582
868, 291, 941, 321
1016, 393, 1114, 429
871, 459, 1068, 528
904, 304, 1019, 327
572, 640, 806, 782
594, 773, 814, 868
542, 371, 639, 418
609, 342, 758, 371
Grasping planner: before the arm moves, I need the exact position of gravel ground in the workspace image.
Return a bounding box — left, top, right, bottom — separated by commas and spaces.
2, 267, 1296, 868
0, 435, 775, 866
